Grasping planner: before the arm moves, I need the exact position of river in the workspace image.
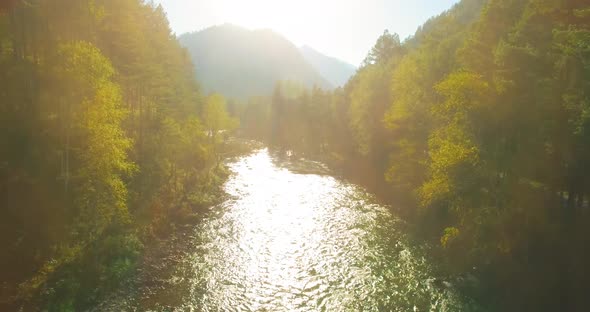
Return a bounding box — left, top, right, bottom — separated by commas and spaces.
96, 148, 483, 311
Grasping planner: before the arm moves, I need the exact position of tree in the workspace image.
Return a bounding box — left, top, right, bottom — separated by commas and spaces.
362, 30, 403, 66
52, 41, 134, 239
202, 93, 238, 142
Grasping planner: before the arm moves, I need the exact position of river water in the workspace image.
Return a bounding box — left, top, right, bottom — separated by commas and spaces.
97, 149, 482, 311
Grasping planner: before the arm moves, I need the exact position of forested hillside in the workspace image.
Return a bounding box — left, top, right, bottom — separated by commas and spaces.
179, 24, 332, 99
0, 0, 236, 310
2, 0, 590, 310
239, 0, 590, 310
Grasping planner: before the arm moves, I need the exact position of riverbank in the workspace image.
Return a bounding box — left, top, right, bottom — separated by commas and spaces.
92, 139, 262, 306
1, 139, 263, 311
88, 139, 265, 311
92, 147, 486, 311
260, 144, 490, 306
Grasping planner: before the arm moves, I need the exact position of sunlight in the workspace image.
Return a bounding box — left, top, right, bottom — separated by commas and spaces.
167, 0, 367, 64
157, 0, 462, 64
227, 0, 342, 40
3, 0, 588, 310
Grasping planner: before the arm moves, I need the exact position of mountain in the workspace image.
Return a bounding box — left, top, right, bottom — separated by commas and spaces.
179, 24, 332, 99
299, 45, 357, 87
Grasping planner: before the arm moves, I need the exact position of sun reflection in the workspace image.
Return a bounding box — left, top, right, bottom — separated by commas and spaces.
179, 149, 476, 311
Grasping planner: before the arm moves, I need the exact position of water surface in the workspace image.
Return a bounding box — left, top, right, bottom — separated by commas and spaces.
97, 149, 481, 311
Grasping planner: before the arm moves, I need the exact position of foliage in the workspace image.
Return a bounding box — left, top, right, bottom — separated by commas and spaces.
238, 0, 590, 309
0, 0, 235, 310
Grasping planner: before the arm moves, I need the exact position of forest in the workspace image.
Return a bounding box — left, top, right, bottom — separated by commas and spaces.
1, 0, 590, 311
238, 0, 590, 310
0, 0, 237, 310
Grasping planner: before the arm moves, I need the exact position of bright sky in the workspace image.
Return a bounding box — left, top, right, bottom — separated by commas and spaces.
155, 0, 460, 66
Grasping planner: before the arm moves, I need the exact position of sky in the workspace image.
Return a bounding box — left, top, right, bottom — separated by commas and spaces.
155, 0, 460, 66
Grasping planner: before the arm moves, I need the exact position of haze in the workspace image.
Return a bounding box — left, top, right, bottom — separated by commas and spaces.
4, 0, 589, 310
156, 0, 460, 65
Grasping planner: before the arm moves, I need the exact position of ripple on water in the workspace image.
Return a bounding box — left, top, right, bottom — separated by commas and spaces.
96, 148, 483, 312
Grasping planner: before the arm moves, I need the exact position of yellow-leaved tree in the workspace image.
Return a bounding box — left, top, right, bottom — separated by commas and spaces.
202, 93, 239, 161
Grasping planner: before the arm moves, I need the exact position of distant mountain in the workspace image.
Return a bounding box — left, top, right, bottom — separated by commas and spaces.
300, 45, 357, 87
179, 24, 332, 99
